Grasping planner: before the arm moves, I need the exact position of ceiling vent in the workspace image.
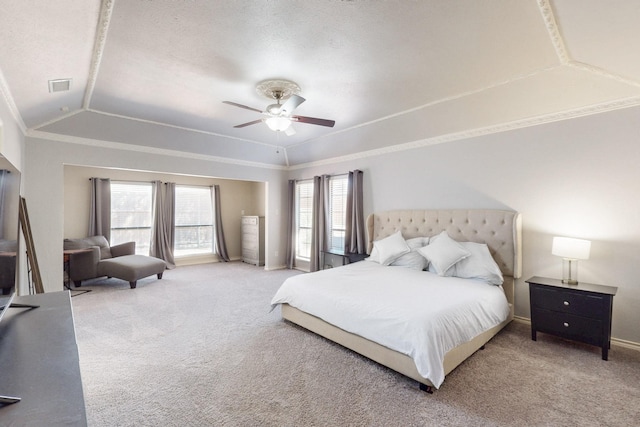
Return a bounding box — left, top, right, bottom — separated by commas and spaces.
48, 78, 72, 93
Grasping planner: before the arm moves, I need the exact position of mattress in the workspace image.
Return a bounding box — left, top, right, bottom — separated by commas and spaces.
271, 261, 511, 388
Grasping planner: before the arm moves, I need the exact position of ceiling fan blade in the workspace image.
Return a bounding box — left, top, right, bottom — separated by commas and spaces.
233, 119, 263, 128
293, 115, 335, 127
280, 94, 305, 115
285, 125, 296, 136
223, 101, 263, 114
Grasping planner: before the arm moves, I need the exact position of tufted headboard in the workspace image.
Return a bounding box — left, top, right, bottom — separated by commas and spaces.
366, 210, 522, 279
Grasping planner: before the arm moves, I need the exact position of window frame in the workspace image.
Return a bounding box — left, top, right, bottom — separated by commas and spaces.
327, 174, 349, 253
294, 179, 314, 262
109, 181, 153, 255
294, 174, 349, 264
173, 184, 214, 258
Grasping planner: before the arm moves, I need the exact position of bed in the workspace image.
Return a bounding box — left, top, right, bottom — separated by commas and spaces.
271, 209, 522, 391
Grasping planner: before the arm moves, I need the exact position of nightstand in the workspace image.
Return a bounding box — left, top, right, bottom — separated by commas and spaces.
526, 276, 617, 360
321, 249, 367, 270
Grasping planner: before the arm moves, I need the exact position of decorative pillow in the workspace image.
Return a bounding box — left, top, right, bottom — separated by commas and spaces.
367, 231, 411, 266
451, 242, 504, 285
417, 231, 470, 276
390, 236, 430, 270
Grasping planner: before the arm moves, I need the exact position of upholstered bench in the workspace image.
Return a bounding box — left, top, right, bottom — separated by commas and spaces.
98, 255, 166, 289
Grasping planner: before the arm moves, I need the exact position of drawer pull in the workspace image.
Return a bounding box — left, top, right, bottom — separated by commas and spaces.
563, 322, 569, 327
563, 301, 569, 306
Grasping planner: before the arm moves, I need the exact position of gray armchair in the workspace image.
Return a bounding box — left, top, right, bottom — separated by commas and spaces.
64, 236, 135, 287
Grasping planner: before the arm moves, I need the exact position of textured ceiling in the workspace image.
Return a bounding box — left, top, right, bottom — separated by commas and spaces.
1, 0, 640, 167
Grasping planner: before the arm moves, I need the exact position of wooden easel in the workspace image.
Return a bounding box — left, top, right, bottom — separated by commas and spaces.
19, 197, 44, 294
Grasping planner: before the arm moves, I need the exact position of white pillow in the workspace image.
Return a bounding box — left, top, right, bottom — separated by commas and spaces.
417, 231, 470, 276
367, 231, 411, 265
452, 242, 504, 285
390, 236, 430, 270
406, 236, 430, 248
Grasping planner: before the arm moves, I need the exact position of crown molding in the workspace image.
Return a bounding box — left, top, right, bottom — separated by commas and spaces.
25, 95, 640, 173
33, 109, 85, 130
289, 96, 640, 170
568, 61, 640, 88
26, 129, 287, 171
83, 0, 115, 109
285, 65, 559, 152
537, 0, 569, 65
86, 108, 277, 148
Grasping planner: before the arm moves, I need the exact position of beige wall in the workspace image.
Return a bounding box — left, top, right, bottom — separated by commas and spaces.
63, 165, 264, 264
26, 137, 287, 293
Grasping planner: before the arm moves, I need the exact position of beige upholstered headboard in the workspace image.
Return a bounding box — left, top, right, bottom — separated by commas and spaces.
366, 210, 522, 279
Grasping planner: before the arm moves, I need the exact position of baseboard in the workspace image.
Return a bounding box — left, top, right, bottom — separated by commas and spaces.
513, 315, 640, 352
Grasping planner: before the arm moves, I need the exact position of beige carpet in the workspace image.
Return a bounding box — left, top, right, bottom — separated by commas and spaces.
72, 262, 640, 426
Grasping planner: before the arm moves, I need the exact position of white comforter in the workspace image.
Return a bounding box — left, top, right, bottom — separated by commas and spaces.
271, 261, 510, 388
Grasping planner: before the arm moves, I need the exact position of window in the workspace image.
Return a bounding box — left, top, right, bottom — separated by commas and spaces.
294, 175, 348, 260
110, 182, 152, 255
174, 185, 213, 257
328, 175, 348, 252
295, 180, 313, 259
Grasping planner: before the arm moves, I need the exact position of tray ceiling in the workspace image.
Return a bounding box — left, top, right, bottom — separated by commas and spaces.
1, 0, 640, 167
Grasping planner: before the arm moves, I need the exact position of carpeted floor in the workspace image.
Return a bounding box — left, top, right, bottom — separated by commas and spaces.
72, 262, 640, 426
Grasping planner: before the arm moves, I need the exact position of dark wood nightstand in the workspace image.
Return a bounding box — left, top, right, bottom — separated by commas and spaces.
321, 249, 367, 270
526, 276, 617, 360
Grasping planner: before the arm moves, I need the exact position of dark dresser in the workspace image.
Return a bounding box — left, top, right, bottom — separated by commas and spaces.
526, 276, 617, 360
0, 291, 87, 425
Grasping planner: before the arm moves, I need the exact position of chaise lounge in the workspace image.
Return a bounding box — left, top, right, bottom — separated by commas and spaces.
64, 236, 166, 289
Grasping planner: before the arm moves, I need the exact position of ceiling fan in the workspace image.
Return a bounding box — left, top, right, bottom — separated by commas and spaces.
223, 79, 335, 136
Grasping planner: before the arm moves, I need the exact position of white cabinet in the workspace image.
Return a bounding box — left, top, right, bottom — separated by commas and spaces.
241, 216, 265, 266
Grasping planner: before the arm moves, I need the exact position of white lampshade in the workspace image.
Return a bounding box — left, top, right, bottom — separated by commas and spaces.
265, 116, 291, 132
552, 237, 591, 260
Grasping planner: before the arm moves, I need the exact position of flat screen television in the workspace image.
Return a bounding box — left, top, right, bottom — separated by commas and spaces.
0, 154, 26, 404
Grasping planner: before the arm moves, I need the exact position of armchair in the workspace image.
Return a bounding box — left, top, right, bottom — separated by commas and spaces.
64, 236, 135, 287
64, 235, 166, 289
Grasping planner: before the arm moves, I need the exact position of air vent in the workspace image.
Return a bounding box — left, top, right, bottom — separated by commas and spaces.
48, 78, 72, 93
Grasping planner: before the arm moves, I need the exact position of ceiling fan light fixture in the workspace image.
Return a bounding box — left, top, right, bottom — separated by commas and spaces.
266, 103, 282, 115
265, 116, 292, 132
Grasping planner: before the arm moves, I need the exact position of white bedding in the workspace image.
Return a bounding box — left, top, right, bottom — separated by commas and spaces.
271, 261, 510, 388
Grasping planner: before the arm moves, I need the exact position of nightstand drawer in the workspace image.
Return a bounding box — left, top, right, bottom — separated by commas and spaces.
532, 308, 603, 345
530, 285, 604, 318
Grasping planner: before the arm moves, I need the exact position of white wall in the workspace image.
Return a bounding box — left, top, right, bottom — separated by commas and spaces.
0, 90, 27, 295
63, 165, 264, 264
25, 137, 288, 293
288, 105, 640, 345
0, 97, 24, 171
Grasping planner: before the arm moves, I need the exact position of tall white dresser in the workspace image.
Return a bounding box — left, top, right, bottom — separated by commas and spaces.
241, 216, 265, 266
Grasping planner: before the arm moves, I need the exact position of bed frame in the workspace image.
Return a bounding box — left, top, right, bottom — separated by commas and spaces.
282, 209, 522, 391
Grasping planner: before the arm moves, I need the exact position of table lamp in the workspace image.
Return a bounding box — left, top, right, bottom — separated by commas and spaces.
552, 236, 591, 285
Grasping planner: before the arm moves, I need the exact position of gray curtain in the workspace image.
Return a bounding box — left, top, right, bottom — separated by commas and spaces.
285, 180, 296, 269
213, 185, 230, 262
89, 177, 111, 242
150, 181, 175, 269
345, 170, 365, 254
310, 175, 330, 272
